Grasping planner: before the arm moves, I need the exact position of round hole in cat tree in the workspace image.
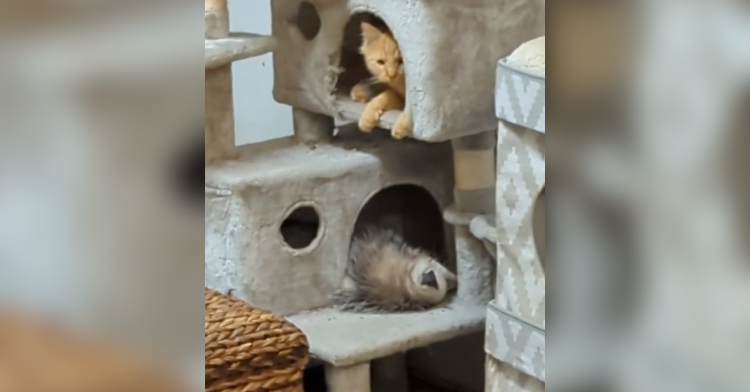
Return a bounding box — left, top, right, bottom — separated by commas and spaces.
295, 1, 321, 41
280, 203, 323, 253
336, 13, 398, 95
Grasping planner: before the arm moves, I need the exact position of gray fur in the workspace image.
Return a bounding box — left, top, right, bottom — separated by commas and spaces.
329, 289, 430, 313
330, 228, 452, 313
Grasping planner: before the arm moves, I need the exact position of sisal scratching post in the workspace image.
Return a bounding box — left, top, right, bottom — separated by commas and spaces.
205, 0, 236, 163
453, 132, 497, 212
293, 108, 334, 145
451, 131, 496, 303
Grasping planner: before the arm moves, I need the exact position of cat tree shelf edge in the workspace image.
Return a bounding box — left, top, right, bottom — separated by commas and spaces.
286, 298, 485, 367
205, 32, 276, 69
333, 96, 399, 133
333, 96, 461, 143
333, 95, 508, 143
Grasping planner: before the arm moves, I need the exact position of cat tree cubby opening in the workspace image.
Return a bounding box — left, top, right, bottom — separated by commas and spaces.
332, 12, 405, 134
352, 184, 454, 272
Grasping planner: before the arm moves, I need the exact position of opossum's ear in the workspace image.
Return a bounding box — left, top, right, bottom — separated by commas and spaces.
420, 270, 439, 289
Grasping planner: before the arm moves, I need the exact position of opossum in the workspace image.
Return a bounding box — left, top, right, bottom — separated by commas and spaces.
330, 228, 457, 313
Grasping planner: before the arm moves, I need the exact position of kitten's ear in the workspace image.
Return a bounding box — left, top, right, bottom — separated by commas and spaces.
420, 270, 439, 289
360, 22, 381, 44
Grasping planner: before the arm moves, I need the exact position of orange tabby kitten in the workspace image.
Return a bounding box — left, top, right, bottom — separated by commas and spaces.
351, 21, 412, 139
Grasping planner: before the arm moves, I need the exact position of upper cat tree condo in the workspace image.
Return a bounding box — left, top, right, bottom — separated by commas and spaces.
270, 0, 544, 142
204, 0, 544, 391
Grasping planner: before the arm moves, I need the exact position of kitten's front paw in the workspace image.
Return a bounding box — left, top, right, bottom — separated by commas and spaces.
391, 112, 412, 140
350, 83, 370, 103
358, 109, 382, 133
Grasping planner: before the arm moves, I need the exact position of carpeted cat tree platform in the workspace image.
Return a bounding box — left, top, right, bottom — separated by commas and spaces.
204, 0, 544, 391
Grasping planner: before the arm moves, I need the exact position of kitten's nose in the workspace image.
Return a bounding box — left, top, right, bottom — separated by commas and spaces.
386, 68, 396, 79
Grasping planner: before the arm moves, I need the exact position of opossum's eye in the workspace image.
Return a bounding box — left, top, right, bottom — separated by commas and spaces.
420, 270, 439, 289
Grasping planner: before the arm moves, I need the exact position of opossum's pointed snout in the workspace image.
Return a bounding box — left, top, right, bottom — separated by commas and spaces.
420, 270, 439, 289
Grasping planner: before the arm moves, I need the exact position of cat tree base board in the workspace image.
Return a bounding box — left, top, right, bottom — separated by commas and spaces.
287, 297, 485, 367
205, 133, 455, 315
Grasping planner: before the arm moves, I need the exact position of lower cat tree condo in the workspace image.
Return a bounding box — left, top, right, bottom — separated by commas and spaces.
205, 0, 544, 390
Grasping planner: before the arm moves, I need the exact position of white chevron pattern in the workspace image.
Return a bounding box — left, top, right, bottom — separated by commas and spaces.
486, 356, 545, 392
495, 77, 516, 124
511, 74, 541, 123
495, 121, 546, 326
486, 303, 545, 382
495, 61, 545, 135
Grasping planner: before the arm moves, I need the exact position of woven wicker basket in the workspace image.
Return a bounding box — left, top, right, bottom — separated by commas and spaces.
205, 288, 309, 392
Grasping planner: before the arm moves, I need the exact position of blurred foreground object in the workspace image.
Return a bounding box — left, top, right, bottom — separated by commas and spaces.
552, 0, 635, 120
0, 0, 203, 383
619, 1, 750, 391
0, 312, 187, 392
204, 288, 310, 392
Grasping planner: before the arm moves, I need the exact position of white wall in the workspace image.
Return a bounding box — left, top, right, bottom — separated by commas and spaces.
229, 0, 294, 145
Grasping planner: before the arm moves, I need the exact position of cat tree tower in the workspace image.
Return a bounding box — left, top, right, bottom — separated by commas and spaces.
204, 0, 544, 391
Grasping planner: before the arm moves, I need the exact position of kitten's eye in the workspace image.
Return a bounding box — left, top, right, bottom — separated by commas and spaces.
376, 59, 385, 65
397, 58, 403, 65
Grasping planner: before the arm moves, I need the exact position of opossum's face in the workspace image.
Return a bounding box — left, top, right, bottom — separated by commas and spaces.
408, 257, 457, 305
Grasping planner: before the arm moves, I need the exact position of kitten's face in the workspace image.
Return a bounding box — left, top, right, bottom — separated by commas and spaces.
359, 22, 404, 86
407, 257, 457, 305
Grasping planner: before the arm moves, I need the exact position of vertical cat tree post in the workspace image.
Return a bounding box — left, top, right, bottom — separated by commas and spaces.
371, 354, 408, 392
205, 0, 236, 163
449, 131, 496, 303
293, 108, 334, 144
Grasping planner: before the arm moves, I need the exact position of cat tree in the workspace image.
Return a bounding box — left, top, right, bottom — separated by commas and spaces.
204, 0, 544, 391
